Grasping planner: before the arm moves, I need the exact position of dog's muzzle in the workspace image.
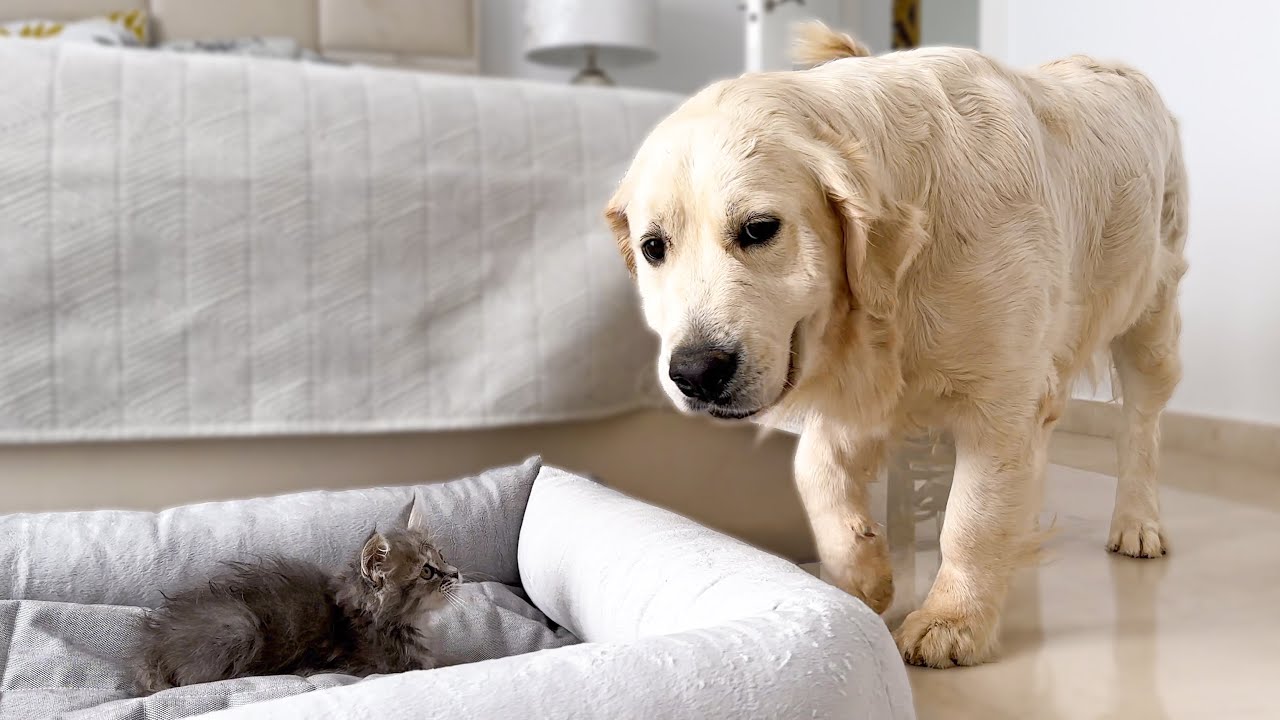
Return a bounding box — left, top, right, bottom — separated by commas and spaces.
668, 343, 739, 405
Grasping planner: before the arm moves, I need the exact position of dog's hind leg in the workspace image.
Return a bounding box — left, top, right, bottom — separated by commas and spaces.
1107, 138, 1187, 559
1107, 267, 1182, 558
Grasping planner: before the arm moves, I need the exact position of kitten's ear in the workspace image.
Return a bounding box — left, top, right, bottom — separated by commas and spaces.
360, 531, 390, 586
406, 500, 427, 532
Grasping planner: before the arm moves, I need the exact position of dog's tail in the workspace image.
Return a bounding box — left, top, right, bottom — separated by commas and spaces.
792, 20, 871, 68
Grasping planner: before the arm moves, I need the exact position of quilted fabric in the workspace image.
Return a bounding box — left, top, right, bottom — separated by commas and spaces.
0, 42, 675, 442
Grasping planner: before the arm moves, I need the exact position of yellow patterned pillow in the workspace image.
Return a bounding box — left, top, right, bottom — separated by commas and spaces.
0, 10, 148, 46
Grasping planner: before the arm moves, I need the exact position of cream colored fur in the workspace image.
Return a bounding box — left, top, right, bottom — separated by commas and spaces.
605, 22, 1187, 668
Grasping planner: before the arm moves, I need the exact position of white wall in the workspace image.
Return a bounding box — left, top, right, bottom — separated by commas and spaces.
481, 0, 744, 94
844, 0, 891, 53
485, 2, 978, 91
980, 1, 1280, 425
478, 0, 563, 85
921, 0, 978, 48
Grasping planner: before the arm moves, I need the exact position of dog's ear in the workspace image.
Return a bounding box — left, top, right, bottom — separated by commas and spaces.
604, 186, 636, 277
803, 139, 928, 319
860, 200, 929, 318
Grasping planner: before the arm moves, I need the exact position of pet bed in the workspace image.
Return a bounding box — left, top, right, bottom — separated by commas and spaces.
0, 459, 913, 719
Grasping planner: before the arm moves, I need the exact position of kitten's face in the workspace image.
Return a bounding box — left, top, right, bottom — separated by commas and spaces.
359, 528, 460, 616
405, 535, 460, 611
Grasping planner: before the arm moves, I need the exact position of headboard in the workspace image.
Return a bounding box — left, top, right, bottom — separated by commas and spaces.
0, 0, 479, 73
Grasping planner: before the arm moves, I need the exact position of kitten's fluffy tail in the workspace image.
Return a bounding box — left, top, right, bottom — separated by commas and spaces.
133, 602, 263, 694
792, 20, 871, 67
133, 655, 172, 696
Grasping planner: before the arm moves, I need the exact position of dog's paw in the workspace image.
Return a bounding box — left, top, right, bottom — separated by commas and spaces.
1107, 515, 1167, 558
826, 562, 894, 615
893, 608, 997, 668
857, 570, 895, 616
818, 524, 895, 614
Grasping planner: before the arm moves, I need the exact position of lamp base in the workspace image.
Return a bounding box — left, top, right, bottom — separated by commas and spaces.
570, 47, 615, 86
571, 66, 614, 86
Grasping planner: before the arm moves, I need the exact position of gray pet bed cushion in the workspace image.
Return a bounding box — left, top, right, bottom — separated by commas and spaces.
0, 459, 913, 719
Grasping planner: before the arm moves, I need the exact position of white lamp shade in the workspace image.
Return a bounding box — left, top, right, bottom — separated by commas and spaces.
525, 0, 658, 67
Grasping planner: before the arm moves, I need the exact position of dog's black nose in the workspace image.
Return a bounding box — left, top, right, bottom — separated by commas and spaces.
669, 345, 739, 402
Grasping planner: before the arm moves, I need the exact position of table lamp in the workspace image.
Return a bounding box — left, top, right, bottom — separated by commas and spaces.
525, 0, 658, 86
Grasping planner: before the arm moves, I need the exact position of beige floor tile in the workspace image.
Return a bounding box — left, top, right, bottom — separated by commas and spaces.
898, 432, 1280, 719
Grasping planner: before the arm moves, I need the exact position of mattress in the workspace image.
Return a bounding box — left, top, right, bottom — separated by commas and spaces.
0, 40, 679, 442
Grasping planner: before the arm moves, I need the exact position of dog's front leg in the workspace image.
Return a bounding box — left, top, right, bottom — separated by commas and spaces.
893, 415, 1041, 667
795, 421, 894, 614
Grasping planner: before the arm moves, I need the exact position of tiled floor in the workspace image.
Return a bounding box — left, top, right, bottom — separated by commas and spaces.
9, 426, 1273, 716
891, 432, 1280, 719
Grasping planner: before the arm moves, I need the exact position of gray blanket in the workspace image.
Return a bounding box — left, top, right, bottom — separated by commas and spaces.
0, 458, 577, 719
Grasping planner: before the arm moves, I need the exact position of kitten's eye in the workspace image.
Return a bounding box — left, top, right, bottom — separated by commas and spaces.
737, 216, 781, 249
640, 235, 666, 265
421, 564, 437, 579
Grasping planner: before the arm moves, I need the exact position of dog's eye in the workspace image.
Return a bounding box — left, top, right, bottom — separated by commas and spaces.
640, 236, 667, 265
737, 217, 780, 249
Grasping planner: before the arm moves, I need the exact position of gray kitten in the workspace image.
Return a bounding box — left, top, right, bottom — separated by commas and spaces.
133, 513, 459, 694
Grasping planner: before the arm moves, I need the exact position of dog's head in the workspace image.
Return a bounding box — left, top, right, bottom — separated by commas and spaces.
605, 79, 925, 420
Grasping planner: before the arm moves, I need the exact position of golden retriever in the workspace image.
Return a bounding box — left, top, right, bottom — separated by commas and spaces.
604, 22, 1188, 668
